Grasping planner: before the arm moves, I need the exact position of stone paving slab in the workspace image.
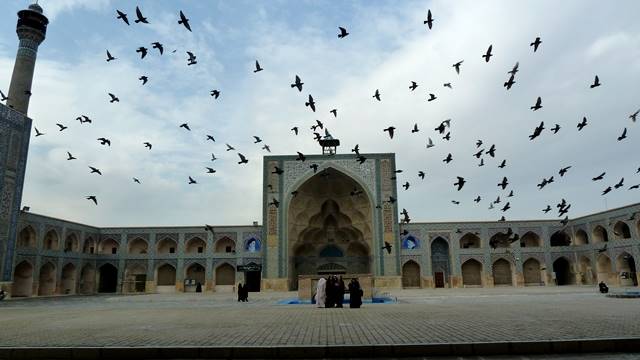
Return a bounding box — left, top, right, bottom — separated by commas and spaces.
0, 287, 638, 349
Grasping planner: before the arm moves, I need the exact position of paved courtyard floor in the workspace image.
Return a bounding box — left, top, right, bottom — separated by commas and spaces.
0, 286, 639, 348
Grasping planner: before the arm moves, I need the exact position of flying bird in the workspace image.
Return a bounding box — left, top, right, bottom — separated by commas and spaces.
97, 137, 111, 146
508, 62, 519, 75
590, 75, 601, 88
86, 196, 97, 205
179, 123, 191, 131
542, 205, 551, 213
134, 6, 148, 24
482, 44, 493, 62
409, 81, 418, 91
424, 9, 434, 29
253, 60, 263, 73
498, 159, 506, 168
529, 121, 545, 140
373, 89, 381, 101
187, 51, 197, 65
0, 90, 7, 102
225, 143, 235, 151
614, 178, 625, 189
178, 10, 192, 32
338, 26, 349, 38
453, 60, 463, 74
454, 177, 466, 191
530, 37, 542, 52
427, 93, 437, 101
592, 172, 606, 181
551, 124, 561, 134
89, 166, 102, 175
144, 142, 152, 150
34, 127, 44, 137
108, 93, 119, 103
188, 176, 197, 184
210, 89, 220, 99
136, 47, 148, 59
66, 152, 76, 160
106, 50, 116, 62
305, 94, 316, 112
411, 123, 419, 133
498, 177, 509, 190
559, 166, 571, 177
443, 153, 453, 164
269, 198, 280, 208
133, 178, 141, 184
381, 241, 392, 254
503, 74, 516, 90
291, 75, 303, 92
383, 126, 395, 139
426, 137, 434, 148
296, 152, 306, 162
272, 166, 284, 175
56, 123, 68, 131
206, 135, 215, 142
330, 109, 337, 117
630, 109, 639, 122
151, 42, 164, 55
443, 82, 452, 89
253, 136, 262, 143
617, 128, 627, 141
291, 127, 298, 135
577, 117, 588, 131
211, 153, 218, 161
418, 171, 425, 180
116, 10, 129, 25
530, 96, 542, 111
206, 167, 216, 174
602, 186, 612, 195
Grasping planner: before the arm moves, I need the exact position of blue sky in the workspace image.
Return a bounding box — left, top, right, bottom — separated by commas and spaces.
0, 0, 639, 227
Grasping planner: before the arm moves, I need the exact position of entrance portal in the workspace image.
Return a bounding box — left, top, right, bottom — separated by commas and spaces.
245, 271, 261, 292
553, 257, 574, 285
401, 261, 420, 288
288, 168, 373, 290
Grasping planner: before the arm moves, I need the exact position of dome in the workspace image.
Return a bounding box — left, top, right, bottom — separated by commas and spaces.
28, 3, 44, 14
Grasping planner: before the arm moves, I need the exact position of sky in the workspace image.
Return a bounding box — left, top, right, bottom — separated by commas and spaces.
0, 0, 639, 227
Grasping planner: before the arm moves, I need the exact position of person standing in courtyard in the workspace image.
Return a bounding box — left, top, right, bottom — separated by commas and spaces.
336, 276, 345, 308
316, 277, 327, 308
195, 282, 202, 293
349, 278, 362, 308
237, 283, 244, 302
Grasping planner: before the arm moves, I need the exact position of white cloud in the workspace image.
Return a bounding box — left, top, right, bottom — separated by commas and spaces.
41, 0, 112, 20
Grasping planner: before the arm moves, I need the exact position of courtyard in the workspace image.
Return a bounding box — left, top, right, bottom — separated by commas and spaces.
0, 286, 638, 349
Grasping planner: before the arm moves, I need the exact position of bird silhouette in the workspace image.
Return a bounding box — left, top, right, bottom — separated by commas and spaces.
272, 166, 284, 175
151, 42, 164, 55
34, 127, 44, 137
614, 178, 624, 189
424, 9, 434, 29
338, 27, 349, 38
206, 167, 216, 174
443, 82, 452, 89
97, 138, 111, 146
418, 171, 425, 179
498, 177, 509, 190
133, 178, 141, 184
86, 196, 98, 205
542, 205, 551, 213
426, 137, 434, 148
188, 176, 197, 184
0, 90, 8, 102
136, 47, 148, 59
453, 60, 463, 74
531, 96, 542, 111
409, 81, 418, 91
617, 128, 627, 141
211, 153, 218, 161
139, 76, 148, 85
630, 109, 639, 122
402, 182, 410, 190
116, 10, 129, 25
89, 166, 102, 175
144, 142, 152, 150
305, 94, 316, 112
237, 153, 249, 164
296, 152, 306, 162
508, 62, 519, 75
629, 184, 640, 190
179, 123, 191, 131
498, 160, 507, 169
269, 198, 280, 208
56, 123, 68, 131
559, 166, 571, 177
291, 127, 299, 135
66, 152, 76, 160
530, 37, 542, 52
187, 51, 197, 65
373, 89, 381, 101
178, 10, 192, 32
253, 60, 263, 73
427, 93, 437, 101
383, 126, 395, 139
225, 143, 235, 151
602, 186, 612, 195
454, 177, 466, 191
411, 123, 419, 133
577, 117, 588, 131
108, 93, 119, 103
501, 202, 511, 212
592, 172, 606, 181
134, 6, 149, 24
381, 241, 392, 254
504, 74, 516, 90
443, 153, 453, 164
291, 75, 303, 92
210, 90, 220, 99
106, 50, 116, 62
529, 121, 545, 140
474, 196, 481, 203
590, 75, 601, 88
550, 124, 561, 134
482, 44, 493, 62
253, 136, 262, 143
330, 109, 337, 117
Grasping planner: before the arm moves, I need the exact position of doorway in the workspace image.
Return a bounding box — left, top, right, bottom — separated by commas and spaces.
434, 272, 445, 288
245, 271, 261, 292
98, 263, 118, 293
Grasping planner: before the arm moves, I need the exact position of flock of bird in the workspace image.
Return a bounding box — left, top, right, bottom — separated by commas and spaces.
0, 5, 638, 241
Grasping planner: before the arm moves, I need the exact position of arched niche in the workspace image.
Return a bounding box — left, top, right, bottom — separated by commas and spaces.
215, 263, 235, 286
43, 230, 59, 251
214, 237, 235, 253
550, 231, 571, 247
552, 257, 575, 285
128, 238, 148, 255
461, 259, 482, 286
186, 237, 206, 254
99, 238, 119, 255
12, 261, 34, 297
459, 233, 481, 248
592, 225, 608, 244
613, 221, 631, 240
596, 254, 612, 283
61, 263, 77, 295
157, 237, 177, 255
522, 258, 542, 285
574, 229, 588, 246
401, 260, 421, 288
64, 233, 79, 253
17, 226, 36, 248
79, 264, 95, 294
83, 237, 96, 254
492, 258, 513, 286
38, 262, 56, 296
520, 231, 541, 247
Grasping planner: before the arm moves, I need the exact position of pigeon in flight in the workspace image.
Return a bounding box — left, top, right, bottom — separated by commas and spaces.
498, 177, 509, 190
501, 202, 511, 212
133, 178, 141, 184
0, 90, 8, 102
590, 75, 601, 88
550, 124, 561, 134
56, 123, 68, 131
474, 196, 481, 203
330, 109, 337, 117
530, 96, 542, 111
427, 93, 437, 101
614, 178, 625, 189
542, 205, 551, 213
106, 50, 116, 62
454, 177, 466, 191
34, 127, 44, 137
188, 176, 197, 184
89, 166, 102, 175
86, 196, 98, 205
211, 153, 218, 162
296, 152, 306, 162
108, 93, 119, 103
617, 128, 627, 141
269, 198, 280, 208
411, 123, 419, 133
383, 126, 395, 139
139, 76, 148, 85
237, 153, 249, 164
424, 9, 434, 29
291, 75, 303, 92
97, 138, 111, 146
453, 60, 463, 74
630, 109, 639, 122
253, 60, 263, 73
152, 42, 164, 55
482, 45, 493, 62
136, 47, 148, 59
206, 167, 216, 174
373, 89, 381, 101
116, 10, 129, 25
134, 6, 148, 24
504, 74, 516, 90
253, 136, 262, 143
629, 184, 640, 190
210, 90, 220, 99
66, 152, 76, 160
402, 182, 410, 190
381, 241, 392, 254
178, 10, 192, 32
305, 95, 316, 112
187, 51, 197, 65
530, 37, 542, 52
577, 117, 588, 131
179, 123, 191, 131
338, 27, 349, 38
508, 62, 519, 75
272, 166, 284, 175
418, 171, 425, 179
443, 153, 453, 164
144, 142, 152, 150
559, 166, 571, 177
291, 127, 298, 135
409, 81, 418, 91
529, 121, 545, 140
602, 186, 612, 195
592, 172, 605, 181
498, 159, 507, 168
225, 143, 235, 151
426, 137, 434, 148
443, 82, 452, 89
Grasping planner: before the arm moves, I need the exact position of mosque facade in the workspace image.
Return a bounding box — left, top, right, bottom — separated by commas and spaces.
0, 4, 639, 298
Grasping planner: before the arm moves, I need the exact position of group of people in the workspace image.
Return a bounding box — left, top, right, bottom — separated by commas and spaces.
315, 275, 362, 308
237, 283, 249, 302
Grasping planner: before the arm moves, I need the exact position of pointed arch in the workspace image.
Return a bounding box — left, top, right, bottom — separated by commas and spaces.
461, 259, 482, 286
17, 226, 36, 248
98, 263, 118, 293
12, 260, 33, 297
401, 260, 421, 288
185, 236, 206, 254
592, 225, 608, 243
214, 237, 235, 253
43, 229, 59, 251
613, 221, 631, 240
492, 258, 513, 286
574, 229, 589, 245
616, 252, 638, 286
185, 262, 206, 286
520, 231, 541, 247
98, 238, 119, 255
83, 237, 96, 254
38, 262, 56, 296
124, 263, 147, 293
215, 263, 235, 286
79, 264, 96, 294
156, 263, 176, 286
552, 257, 575, 285
64, 233, 79, 253
157, 237, 178, 255
61, 263, 77, 295
550, 230, 571, 247
596, 254, 612, 283
128, 237, 148, 255
523, 258, 543, 285
459, 233, 481, 248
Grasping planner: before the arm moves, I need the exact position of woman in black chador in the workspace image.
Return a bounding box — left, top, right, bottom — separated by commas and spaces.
325, 276, 336, 308
336, 276, 345, 308
237, 283, 244, 302
348, 278, 362, 308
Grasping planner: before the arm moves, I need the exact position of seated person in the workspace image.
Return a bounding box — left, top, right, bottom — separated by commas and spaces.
598, 281, 609, 294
